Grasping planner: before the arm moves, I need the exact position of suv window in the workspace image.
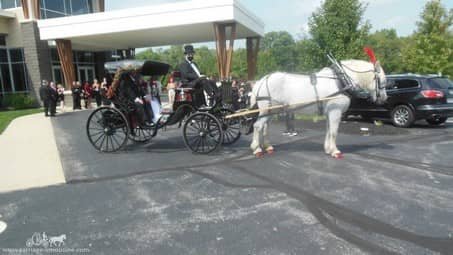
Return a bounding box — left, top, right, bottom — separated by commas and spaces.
388, 79, 419, 89
426, 78, 451, 89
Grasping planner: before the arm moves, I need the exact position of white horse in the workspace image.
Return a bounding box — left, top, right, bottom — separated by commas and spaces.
249, 59, 388, 158
49, 234, 66, 247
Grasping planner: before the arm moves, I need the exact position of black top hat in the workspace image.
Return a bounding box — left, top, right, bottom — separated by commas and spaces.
184, 45, 195, 54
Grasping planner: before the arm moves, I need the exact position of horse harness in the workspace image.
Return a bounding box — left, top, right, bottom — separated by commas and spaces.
252, 58, 384, 117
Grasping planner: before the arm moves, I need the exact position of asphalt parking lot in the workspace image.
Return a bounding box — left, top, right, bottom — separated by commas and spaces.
0, 110, 452, 254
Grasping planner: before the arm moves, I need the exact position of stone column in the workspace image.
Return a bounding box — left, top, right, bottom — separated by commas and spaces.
21, 21, 52, 106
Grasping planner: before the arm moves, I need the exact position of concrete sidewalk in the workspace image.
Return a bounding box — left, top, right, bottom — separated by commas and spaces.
0, 112, 66, 193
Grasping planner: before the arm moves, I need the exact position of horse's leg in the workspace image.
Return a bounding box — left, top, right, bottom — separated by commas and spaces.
324, 111, 332, 154
262, 118, 274, 154
250, 116, 265, 157
325, 108, 343, 158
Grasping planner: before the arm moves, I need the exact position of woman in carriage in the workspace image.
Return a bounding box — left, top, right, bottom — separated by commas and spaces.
108, 66, 151, 129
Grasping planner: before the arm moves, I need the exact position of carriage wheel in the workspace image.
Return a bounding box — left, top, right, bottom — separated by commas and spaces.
216, 108, 241, 145
183, 112, 223, 154
129, 126, 154, 143
86, 107, 129, 152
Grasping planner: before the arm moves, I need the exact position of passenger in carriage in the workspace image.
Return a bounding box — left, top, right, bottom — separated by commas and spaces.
143, 76, 162, 124
116, 69, 152, 128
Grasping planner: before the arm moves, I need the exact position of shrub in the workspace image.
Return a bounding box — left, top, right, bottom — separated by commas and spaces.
1, 93, 38, 110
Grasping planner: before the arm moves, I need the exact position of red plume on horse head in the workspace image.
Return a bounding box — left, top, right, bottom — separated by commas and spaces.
363, 47, 377, 64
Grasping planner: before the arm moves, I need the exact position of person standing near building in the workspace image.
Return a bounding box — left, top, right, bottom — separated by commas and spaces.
92, 79, 102, 107
57, 84, 65, 112
39, 80, 50, 117
48, 81, 58, 117
72, 81, 82, 110
83, 82, 92, 109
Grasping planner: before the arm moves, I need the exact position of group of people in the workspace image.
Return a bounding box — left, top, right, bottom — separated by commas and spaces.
71, 78, 110, 110
39, 80, 65, 117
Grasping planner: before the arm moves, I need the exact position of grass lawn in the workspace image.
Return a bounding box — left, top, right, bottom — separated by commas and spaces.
0, 108, 42, 134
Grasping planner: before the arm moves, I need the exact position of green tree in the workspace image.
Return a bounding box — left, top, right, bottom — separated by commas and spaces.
366, 29, 405, 74
308, 0, 370, 66
231, 48, 247, 79
403, 0, 453, 76
259, 31, 297, 73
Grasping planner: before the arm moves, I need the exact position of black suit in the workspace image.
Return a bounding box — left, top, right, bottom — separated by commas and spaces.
178, 60, 200, 86
39, 85, 50, 116
179, 60, 209, 107
48, 87, 58, 116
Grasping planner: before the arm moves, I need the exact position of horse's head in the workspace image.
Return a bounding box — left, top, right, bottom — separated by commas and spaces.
342, 60, 388, 105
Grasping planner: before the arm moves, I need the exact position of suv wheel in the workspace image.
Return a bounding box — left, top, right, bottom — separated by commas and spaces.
426, 117, 447, 125
391, 105, 414, 128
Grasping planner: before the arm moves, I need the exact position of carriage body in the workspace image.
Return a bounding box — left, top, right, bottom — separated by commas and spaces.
86, 60, 241, 154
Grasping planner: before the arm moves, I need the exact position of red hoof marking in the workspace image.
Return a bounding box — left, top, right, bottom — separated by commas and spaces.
255, 152, 265, 158
333, 153, 344, 159
266, 149, 274, 155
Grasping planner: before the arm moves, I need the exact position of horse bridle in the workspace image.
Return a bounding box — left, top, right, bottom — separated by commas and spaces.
340, 63, 385, 102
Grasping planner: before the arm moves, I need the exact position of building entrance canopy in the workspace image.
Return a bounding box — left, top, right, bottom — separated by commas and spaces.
37, 0, 264, 50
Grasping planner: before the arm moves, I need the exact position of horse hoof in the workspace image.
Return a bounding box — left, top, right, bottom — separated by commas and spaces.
255, 152, 265, 158
333, 152, 344, 159
266, 149, 274, 155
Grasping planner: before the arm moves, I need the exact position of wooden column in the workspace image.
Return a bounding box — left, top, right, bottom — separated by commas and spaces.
99, 0, 105, 12
214, 23, 236, 80
32, 0, 40, 19
21, 0, 29, 19
246, 37, 260, 80
56, 39, 76, 89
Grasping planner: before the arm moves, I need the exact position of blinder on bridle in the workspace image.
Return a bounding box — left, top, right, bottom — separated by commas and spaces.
373, 63, 386, 102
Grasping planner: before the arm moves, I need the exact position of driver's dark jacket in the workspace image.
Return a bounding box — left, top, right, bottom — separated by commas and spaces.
178, 60, 200, 86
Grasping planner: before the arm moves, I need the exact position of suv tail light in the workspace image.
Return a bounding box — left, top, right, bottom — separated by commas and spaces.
420, 90, 444, 99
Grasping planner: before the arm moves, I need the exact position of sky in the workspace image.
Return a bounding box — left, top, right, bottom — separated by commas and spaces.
106, 0, 453, 48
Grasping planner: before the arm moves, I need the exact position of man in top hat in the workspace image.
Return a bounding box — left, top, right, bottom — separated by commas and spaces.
178, 45, 203, 86
178, 45, 219, 108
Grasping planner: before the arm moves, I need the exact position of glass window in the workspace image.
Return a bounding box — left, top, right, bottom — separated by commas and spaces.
0, 36, 6, 46
427, 78, 451, 90
1, 64, 12, 92
71, 0, 89, 15
51, 49, 60, 62
0, 49, 7, 63
45, 10, 66, 18
1, 0, 16, 9
44, 0, 65, 13
394, 79, 419, 89
9, 49, 23, 62
12, 63, 27, 91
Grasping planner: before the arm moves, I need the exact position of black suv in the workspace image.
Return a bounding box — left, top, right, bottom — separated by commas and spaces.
346, 74, 453, 127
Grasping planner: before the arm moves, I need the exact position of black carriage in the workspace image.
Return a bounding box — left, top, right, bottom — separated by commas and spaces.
86, 60, 241, 154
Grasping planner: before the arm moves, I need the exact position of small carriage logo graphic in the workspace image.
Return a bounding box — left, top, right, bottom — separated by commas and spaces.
25, 232, 66, 248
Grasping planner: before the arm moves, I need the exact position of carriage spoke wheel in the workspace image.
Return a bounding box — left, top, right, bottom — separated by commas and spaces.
183, 112, 223, 154
217, 108, 241, 145
86, 107, 129, 152
129, 126, 154, 143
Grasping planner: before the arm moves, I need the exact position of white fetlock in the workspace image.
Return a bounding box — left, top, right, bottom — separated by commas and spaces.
254, 148, 264, 158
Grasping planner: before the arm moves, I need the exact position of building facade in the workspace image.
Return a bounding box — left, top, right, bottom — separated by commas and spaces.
0, 0, 132, 103
1, 0, 263, 104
